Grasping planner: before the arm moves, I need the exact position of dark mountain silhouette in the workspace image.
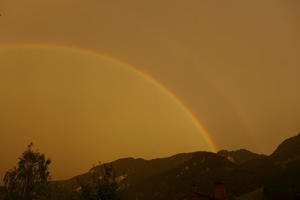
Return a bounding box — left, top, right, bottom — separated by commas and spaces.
50, 133, 300, 200
120, 152, 237, 199
1, 133, 299, 200
56, 152, 195, 192
217, 149, 267, 164
263, 133, 300, 200
270, 132, 300, 163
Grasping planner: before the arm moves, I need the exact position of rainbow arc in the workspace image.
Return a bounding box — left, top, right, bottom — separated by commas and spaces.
0, 44, 218, 152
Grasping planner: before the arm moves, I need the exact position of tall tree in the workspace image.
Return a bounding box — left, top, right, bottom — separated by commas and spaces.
80, 164, 120, 200
3, 143, 51, 200
97, 164, 120, 200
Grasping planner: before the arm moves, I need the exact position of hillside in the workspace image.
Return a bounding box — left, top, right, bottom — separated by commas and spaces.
122, 152, 239, 199
270, 132, 300, 163
2, 133, 299, 200
56, 152, 196, 192
60, 133, 300, 200
217, 149, 266, 165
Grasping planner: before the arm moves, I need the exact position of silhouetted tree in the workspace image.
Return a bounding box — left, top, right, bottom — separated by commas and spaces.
97, 164, 120, 200
3, 143, 51, 200
80, 163, 120, 200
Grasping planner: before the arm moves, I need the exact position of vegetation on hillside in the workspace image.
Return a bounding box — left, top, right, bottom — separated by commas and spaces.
1, 144, 120, 200
1, 133, 300, 200
3, 143, 51, 200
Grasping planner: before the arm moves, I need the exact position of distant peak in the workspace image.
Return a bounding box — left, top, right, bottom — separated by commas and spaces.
270, 133, 300, 162
217, 148, 266, 164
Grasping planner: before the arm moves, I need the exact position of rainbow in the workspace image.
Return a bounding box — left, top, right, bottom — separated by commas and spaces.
206, 80, 262, 153
0, 43, 218, 152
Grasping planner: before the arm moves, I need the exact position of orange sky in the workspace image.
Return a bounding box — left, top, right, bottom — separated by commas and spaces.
0, 0, 299, 181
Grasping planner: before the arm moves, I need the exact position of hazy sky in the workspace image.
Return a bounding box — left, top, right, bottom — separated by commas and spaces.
0, 0, 299, 181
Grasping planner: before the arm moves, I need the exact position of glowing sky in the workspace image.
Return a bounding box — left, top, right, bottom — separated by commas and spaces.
0, 0, 299, 181
0, 46, 215, 181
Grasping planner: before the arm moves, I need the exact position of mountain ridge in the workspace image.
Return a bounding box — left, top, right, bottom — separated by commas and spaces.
1, 133, 299, 199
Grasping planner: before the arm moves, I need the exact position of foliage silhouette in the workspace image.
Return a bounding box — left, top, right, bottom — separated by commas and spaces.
80, 163, 120, 200
97, 164, 120, 200
3, 143, 51, 200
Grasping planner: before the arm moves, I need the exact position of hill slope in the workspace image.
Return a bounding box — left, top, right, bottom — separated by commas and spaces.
47, 133, 300, 199
217, 149, 266, 164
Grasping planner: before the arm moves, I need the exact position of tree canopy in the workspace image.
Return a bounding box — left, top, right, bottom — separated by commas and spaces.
3, 143, 51, 200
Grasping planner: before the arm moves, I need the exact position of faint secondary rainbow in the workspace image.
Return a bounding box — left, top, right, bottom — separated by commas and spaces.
0, 43, 218, 152
205, 78, 263, 153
